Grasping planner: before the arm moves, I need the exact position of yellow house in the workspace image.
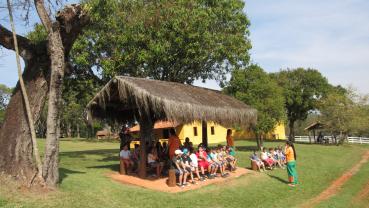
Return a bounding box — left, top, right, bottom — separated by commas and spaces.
129, 120, 286, 146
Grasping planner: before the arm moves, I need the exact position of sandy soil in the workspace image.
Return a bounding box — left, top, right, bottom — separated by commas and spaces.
108, 167, 254, 193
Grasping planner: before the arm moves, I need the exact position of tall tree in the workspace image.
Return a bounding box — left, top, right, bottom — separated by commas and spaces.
320, 87, 369, 140
272, 68, 330, 141
224, 65, 286, 148
72, 0, 251, 84
6, 0, 43, 184
0, 2, 88, 187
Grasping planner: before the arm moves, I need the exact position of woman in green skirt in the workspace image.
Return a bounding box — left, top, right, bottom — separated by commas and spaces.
285, 141, 298, 187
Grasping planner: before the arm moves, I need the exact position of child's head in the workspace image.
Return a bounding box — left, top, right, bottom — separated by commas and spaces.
263, 147, 267, 152
183, 148, 189, 156
185, 137, 190, 143
269, 148, 273, 152
123, 145, 128, 150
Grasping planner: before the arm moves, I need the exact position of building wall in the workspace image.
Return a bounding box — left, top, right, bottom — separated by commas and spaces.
233, 123, 286, 140
130, 122, 286, 148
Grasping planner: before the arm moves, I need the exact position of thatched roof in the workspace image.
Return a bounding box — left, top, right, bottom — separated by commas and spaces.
86, 76, 257, 129
305, 122, 325, 131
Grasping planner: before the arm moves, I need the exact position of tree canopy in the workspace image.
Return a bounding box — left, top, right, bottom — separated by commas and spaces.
224, 64, 285, 147
271, 68, 330, 141
72, 0, 251, 84
320, 87, 369, 137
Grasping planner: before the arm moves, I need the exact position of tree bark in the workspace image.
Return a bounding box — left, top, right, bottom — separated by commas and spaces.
76, 123, 80, 139
288, 121, 296, 142
138, 113, 154, 179
7, 0, 44, 184
0, 4, 88, 186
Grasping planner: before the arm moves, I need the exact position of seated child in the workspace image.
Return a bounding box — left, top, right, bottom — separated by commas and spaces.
270, 148, 283, 168
260, 148, 274, 169
250, 150, 266, 171
172, 149, 188, 187
225, 146, 237, 171
148, 147, 163, 178
120, 145, 134, 171
196, 146, 211, 179
216, 147, 228, 177
181, 148, 196, 185
206, 150, 217, 179
189, 147, 205, 181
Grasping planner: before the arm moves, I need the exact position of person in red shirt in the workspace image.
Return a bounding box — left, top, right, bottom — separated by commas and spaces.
168, 128, 181, 159
196, 146, 210, 178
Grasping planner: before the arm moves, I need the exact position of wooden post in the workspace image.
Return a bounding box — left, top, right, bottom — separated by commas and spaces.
138, 112, 154, 179
167, 169, 176, 187
119, 159, 126, 175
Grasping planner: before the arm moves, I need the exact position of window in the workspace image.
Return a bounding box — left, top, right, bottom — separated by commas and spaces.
193, 127, 198, 136
211, 126, 215, 135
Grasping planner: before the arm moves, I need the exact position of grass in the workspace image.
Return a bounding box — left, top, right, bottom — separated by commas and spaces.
1, 139, 369, 208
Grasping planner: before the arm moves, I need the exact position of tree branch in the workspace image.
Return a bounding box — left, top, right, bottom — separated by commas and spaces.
0, 24, 34, 59
56, 4, 89, 56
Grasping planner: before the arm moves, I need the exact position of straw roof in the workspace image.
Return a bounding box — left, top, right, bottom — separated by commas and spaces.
86, 76, 257, 129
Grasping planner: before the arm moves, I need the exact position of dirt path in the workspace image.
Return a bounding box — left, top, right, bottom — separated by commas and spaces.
301, 150, 369, 208
353, 179, 369, 204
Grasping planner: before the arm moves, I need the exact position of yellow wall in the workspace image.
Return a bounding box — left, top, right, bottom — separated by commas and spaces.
130, 122, 286, 148
233, 123, 286, 140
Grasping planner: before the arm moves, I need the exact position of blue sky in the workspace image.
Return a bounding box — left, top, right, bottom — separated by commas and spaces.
1, 0, 369, 93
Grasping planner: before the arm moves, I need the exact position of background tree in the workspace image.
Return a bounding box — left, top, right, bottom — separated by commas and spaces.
224, 65, 286, 149
272, 68, 330, 141
72, 0, 251, 84
0, 84, 12, 123
320, 87, 369, 140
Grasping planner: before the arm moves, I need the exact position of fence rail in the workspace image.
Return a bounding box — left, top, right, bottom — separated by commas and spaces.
293, 136, 369, 144
347, 137, 369, 144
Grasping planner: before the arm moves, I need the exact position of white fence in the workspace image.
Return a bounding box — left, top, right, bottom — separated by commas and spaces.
347, 137, 369, 144
294, 136, 369, 144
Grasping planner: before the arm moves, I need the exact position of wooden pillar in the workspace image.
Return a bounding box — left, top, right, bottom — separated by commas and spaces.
138, 112, 154, 179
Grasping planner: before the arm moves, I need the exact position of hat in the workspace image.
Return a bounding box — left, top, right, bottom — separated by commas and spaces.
175, 149, 182, 155
183, 148, 188, 154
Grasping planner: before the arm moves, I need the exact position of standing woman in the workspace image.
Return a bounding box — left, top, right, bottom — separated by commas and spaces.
226, 129, 235, 149
285, 141, 298, 187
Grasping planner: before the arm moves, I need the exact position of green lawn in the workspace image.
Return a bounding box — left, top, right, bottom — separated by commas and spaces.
1, 139, 369, 208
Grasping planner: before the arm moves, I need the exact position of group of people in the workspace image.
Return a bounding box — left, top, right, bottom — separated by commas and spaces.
250, 146, 286, 171
172, 144, 237, 187
250, 141, 298, 187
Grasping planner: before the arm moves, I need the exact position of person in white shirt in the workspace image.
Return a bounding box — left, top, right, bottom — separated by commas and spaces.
120, 145, 134, 171
147, 147, 163, 178
189, 148, 205, 182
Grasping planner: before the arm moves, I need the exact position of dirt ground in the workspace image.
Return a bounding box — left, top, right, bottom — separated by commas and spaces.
108, 167, 254, 193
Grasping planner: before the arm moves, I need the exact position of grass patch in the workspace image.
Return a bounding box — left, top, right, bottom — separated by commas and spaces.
1, 139, 368, 208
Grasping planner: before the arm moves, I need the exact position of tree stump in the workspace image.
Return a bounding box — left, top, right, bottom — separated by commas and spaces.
120, 159, 126, 175
251, 160, 258, 171
167, 168, 176, 187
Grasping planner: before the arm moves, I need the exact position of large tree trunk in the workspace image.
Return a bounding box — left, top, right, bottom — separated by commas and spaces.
0, 4, 88, 186
0, 60, 49, 182
288, 121, 296, 142
41, 21, 65, 187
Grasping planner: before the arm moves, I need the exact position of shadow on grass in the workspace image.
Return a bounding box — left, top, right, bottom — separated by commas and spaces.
60, 149, 118, 160
267, 174, 289, 184
236, 146, 258, 152
59, 168, 86, 183
86, 164, 120, 172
